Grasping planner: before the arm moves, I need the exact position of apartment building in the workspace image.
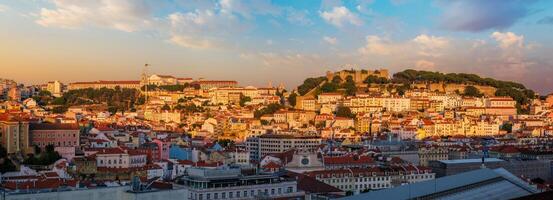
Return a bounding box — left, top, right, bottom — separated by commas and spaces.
181, 167, 303, 200
246, 134, 322, 161
29, 123, 80, 149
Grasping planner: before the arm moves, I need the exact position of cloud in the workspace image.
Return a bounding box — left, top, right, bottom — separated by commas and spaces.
320, 6, 362, 27
355, 0, 375, 14
286, 8, 312, 26
358, 34, 448, 57
169, 35, 214, 49
244, 52, 322, 68
358, 35, 395, 55
0, 4, 9, 12
323, 36, 337, 45
438, 0, 532, 32
489, 32, 528, 76
167, 9, 246, 49
36, 0, 153, 32
537, 16, 553, 25
491, 32, 524, 49
415, 60, 436, 70
220, 0, 281, 19
412, 34, 449, 57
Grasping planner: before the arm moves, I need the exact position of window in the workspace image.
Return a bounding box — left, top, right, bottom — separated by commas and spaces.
229, 192, 233, 198
222, 193, 226, 199
214, 193, 218, 199
287, 187, 293, 193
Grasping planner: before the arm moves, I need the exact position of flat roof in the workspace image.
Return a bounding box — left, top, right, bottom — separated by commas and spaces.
341, 168, 538, 200
438, 158, 504, 164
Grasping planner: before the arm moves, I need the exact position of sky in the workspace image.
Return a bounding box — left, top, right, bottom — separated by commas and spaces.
1, 0, 553, 94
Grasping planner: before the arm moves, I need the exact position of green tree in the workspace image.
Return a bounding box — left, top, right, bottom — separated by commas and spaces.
332, 76, 342, 84
335, 106, 355, 118
342, 76, 357, 96
297, 77, 326, 95
288, 93, 297, 106
34, 145, 42, 155
52, 106, 68, 114
463, 86, 482, 97
254, 103, 283, 118
108, 106, 118, 114
217, 139, 235, 148
320, 82, 339, 93
239, 95, 252, 107
51, 97, 66, 105
0, 158, 16, 173
23, 144, 61, 166
0, 144, 7, 158
363, 75, 389, 84
501, 123, 513, 133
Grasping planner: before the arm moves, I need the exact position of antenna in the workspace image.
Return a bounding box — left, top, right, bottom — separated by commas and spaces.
142, 64, 150, 104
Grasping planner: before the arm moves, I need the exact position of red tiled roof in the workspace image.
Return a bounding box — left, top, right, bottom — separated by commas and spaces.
95, 147, 126, 155
286, 171, 342, 194
29, 123, 79, 130
263, 161, 281, 169
70, 80, 140, 85
177, 160, 194, 165
324, 155, 374, 165
2, 178, 78, 190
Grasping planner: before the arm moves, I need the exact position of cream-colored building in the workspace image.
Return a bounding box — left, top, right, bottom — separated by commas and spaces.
47, 80, 64, 97
317, 93, 343, 104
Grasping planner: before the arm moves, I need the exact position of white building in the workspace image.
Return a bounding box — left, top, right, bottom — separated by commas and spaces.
182, 167, 303, 200
246, 134, 322, 161
47, 80, 63, 97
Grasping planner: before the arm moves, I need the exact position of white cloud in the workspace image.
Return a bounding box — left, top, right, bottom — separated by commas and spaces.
166, 0, 281, 50
415, 60, 436, 70
412, 34, 449, 57
358, 34, 449, 57
169, 35, 214, 49
320, 6, 362, 27
489, 32, 528, 76
491, 31, 524, 49
168, 9, 246, 49
323, 36, 337, 45
258, 52, 321, 67
358, 35, 396, 55
220, 0, 280, 18
36, 0, 153, 32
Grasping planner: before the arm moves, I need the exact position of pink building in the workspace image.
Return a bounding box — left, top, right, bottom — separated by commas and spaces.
140, 139, 170, 162
29, 123, 80, 149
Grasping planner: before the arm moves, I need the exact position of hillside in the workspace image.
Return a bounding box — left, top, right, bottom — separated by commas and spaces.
294, 69, 536, 112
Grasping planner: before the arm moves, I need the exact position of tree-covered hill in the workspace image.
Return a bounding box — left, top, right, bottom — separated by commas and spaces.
392, 69, 536, 108
47, 87, 142, 113
294, 69, 536, 112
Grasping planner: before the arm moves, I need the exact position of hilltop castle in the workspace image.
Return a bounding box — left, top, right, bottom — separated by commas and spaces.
326, 69, 389, 84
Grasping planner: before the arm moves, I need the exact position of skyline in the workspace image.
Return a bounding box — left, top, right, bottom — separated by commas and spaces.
1, 0, 553, 94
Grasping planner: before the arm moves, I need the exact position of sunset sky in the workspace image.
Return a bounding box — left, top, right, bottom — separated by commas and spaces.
1, 0, 553, 94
